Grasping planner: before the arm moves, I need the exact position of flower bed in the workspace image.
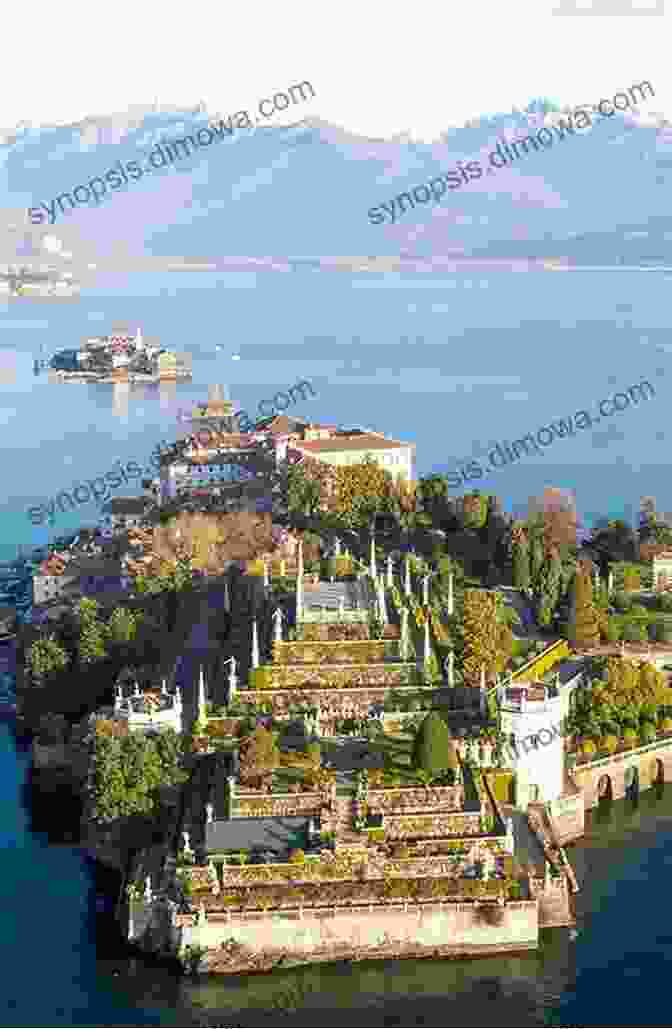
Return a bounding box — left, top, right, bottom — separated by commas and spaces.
243, 665, 420, 689
367, 786, 464, 812
196, 875, 508, 913
383, 813, 481, 839
272, 641, 389, 666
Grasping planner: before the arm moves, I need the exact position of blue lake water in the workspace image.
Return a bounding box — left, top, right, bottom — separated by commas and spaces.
4, 266, 672, 1024
1, 267, 671, 557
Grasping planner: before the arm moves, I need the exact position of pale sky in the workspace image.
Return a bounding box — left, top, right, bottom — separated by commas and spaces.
4, 0, 670, 138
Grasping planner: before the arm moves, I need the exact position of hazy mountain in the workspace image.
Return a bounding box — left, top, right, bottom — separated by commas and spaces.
2, 97, 671, 265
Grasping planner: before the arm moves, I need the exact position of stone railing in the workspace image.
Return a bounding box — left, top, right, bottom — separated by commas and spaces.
245, 664, 419, 689
233, 790, 325, 819
297, 623, 370, 641
272, 641, 391, 666
301, 609, 369, 624
383, 812, 482, 839
217, 855, 361, 887
175, 879, 512, 920
368, 785, 465, 814
569, 733, 672, 772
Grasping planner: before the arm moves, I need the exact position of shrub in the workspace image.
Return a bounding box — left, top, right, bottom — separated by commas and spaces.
657, 622, 672, 644
412, 712, 456, 778
640, 722, 657, 743
605, 620, 622, 642
613, 591, 632, 612
288, 849, 305, 864
599, 734, 619, 754
622, 728, 638, 749
622, 622, 647, 643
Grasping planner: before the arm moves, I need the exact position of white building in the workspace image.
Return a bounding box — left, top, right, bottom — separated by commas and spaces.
497, 681, 565, 808
110, 681, 184, 735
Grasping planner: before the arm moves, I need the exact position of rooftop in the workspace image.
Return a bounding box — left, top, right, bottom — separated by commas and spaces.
294, 433, 414, 454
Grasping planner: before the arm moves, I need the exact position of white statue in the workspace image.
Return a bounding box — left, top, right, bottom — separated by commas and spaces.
144, 875, 153, 902
205, 802, 214, 823
272, 607, 284, 642
182, 830, 193, 856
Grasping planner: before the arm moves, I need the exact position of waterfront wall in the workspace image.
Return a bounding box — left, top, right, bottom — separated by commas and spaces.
570, 736, 672, 809
548, 791, 585, 843
175, 901, 539, 969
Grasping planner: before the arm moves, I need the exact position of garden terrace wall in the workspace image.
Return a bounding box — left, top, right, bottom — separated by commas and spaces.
180, 876, 512, 914
272, 641, 396, 665
368, 786, 465, 815
232, 790, 325, 819
239, 686, 421, 715
248, 664, 418, 689
173, 900, 539, 969
298, 623, 370, 641
383, 812, 482, 839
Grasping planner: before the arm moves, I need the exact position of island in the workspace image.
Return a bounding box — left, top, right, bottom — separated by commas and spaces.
17, 409, 672, 976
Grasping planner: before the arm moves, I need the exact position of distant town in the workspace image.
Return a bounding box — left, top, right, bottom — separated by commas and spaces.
47, 326, 192, 382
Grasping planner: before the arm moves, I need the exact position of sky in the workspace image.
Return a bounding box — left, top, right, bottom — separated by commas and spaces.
4, 1, 671, 140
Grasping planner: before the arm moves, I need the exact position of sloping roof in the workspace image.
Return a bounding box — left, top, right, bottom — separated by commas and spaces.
205, 816, 310, 855
294, 433, 414, 454
257, 414, 310, 434
102, 497, 151, 516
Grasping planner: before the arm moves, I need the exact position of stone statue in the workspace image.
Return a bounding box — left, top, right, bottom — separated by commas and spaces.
272, 607, 284, 642
144, 875, 153, 902
205, 802, 214, 824
182, 830, 193, 856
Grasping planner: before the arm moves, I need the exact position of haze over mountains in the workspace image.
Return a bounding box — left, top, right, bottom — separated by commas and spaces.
1, 97, 671, 268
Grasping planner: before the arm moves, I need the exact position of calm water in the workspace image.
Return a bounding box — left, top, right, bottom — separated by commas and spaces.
1, 266, 672, 559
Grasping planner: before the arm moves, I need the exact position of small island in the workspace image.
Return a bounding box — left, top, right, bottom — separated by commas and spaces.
48, 326, 191, 382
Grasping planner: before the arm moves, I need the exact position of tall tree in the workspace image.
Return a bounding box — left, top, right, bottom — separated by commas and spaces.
412, 712, 457, 778
511, 526, 530, 590
569, 560, 600, 648
462, 589, 499, 686
26, 635, 70, 683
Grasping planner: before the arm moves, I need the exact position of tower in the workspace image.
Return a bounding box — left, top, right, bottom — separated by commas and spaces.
497, 681, 564, 808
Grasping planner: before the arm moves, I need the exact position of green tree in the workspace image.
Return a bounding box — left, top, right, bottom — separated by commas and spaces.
412, 712, 457, 779
462, 589, 499, 686
26, 635, 70, 682
569, 561, 600, 648
512, 537, 530, 590
75, 598, 107, 666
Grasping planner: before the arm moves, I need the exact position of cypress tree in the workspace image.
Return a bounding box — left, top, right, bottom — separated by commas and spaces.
570, 561, 600, 648
512, 538, 530, 590
412, 712, 456, 778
